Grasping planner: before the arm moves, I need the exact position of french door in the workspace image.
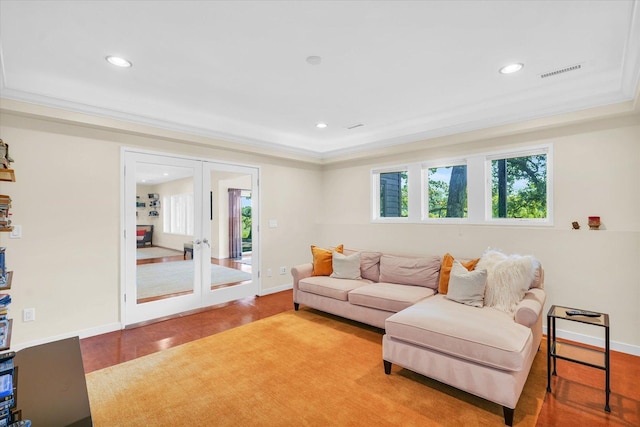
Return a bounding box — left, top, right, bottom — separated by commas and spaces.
122, 150, 260, 326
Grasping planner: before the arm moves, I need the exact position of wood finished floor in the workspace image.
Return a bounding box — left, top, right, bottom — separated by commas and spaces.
80, 290, 639, 426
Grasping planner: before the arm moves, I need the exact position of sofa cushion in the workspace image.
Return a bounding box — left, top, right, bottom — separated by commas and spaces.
445, 261, 487, 308
298, 276, 371, 301
349, 283, 435, 313
311, 244, 343, 276
379, 255, 441, 289
344, 249, 383, 282
437, 253, 480, 294
331, 251, 362, 280
360, 251, 383, 282
530, 262, 544, 289
385, 295, 533, 371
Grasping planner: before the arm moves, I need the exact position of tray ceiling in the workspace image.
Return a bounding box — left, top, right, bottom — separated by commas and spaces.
1, 1, 639, 159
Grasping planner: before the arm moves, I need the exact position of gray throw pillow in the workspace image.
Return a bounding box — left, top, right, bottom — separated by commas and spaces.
445, 260, 487, 308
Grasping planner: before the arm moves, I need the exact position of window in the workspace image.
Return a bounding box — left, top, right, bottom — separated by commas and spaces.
425, 164, 467, 218
371, 145, 552, 225
375, 170, 408, 218
490, 153, 547, 219
163, 193, 194, 235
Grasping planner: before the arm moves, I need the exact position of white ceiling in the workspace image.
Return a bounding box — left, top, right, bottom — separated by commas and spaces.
1, 1, 639, 159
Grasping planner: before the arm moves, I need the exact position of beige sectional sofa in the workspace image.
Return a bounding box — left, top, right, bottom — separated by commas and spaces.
291, 248, 545, 426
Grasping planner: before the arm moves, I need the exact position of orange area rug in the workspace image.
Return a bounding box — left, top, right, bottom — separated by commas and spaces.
86, 309, 546, 426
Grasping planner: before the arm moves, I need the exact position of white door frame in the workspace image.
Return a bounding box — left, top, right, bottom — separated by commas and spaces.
120, 148, 261, 326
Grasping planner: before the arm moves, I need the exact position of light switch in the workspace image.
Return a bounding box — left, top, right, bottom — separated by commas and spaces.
268, 219, 278, 228
9, 225, 21, 239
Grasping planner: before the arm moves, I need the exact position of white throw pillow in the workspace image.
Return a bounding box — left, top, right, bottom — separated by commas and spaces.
445, 261, 487, 308
330, 251, 362, 280
482, 252, 536, 313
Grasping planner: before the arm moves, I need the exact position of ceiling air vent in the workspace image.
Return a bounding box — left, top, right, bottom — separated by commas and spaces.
539, 64, 582, 79
347, 123, 364, 130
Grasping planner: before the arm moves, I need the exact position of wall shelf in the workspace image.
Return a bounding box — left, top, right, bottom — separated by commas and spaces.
0, 272, 12, 291
0, 170, 15, 182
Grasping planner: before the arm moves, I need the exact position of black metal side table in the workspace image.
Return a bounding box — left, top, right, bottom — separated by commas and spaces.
546, 305, 610, 412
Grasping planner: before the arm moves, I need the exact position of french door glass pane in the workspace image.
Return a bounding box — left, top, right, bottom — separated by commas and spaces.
136, 163, 196, 305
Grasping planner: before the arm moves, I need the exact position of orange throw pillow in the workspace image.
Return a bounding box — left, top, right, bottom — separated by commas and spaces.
311, 244, 344, 276
438, 253, 480, 294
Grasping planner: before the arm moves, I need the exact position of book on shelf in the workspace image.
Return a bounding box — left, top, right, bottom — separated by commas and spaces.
0, 359, 12, 374
0, 372, 11, 399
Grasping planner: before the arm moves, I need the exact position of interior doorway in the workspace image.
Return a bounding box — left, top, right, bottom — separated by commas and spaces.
122, 150, 260, 326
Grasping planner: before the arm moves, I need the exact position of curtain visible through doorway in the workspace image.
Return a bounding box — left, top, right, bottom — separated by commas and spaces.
228, 188, 242, 259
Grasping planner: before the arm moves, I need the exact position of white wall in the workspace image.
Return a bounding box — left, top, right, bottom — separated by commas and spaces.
319, 114, 640, 354
1, 101, 638, 355
0, 110, 323, 348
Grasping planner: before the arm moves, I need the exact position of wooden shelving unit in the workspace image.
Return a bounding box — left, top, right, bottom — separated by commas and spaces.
0, 147, 16, 424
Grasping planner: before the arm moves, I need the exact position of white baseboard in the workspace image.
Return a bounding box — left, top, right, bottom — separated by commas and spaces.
543, 325, 640, 356
10, 287, 294, 350
11, 322, 122, 351
259, 283, 293, 296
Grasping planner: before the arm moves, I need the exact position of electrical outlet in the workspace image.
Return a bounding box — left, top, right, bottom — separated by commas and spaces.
279, 266, 287, 275
23, 308, 35, 322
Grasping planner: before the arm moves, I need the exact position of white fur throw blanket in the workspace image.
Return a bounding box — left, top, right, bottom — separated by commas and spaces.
476, 250, 538, 313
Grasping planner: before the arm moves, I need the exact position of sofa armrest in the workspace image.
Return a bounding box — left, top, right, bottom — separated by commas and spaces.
514, 288, 546, 327
291, 263, 313, 290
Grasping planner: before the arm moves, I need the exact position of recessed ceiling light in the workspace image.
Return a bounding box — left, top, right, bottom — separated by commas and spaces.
306, 56, 322, 65
106, 56, 132, 68
316, 122, 328, 129
499, 63, 524, 74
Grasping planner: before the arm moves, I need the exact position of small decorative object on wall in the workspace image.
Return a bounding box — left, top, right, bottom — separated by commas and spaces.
0, 139, 14, 169
588, 216, 601, 230
0, 195, 12, 232
0, 138, 15, 182
572, 221, 580, 230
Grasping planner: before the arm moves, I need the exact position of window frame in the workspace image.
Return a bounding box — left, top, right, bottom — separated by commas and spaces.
371, 165, 411, 223
421, 158, 468, 222
370, 144, 553, 226
483, 145, 553, 225
163, 192, 195, 235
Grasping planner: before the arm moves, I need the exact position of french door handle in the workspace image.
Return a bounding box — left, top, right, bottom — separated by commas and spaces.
202, 238, 211, 247
194, 239, 202, 246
